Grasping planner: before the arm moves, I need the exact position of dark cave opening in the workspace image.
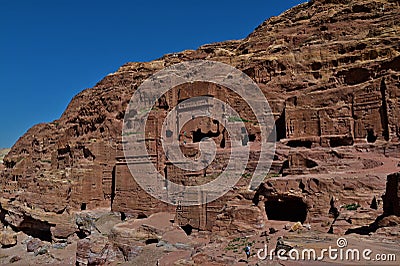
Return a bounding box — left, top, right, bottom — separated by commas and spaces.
220, 136, 226, 148
275, 111, 286, 141
111, 166, 116, 207
164, 167, 168, 189
249, 134, 256, 142
17, 217, 53, 242
180, 224, 193, 236
0, 210, 52, 242
265, 197, 308, 223
193, 129, 220, 143
305, 158, 318, 168
287, 140, 313, 148
80, 203, 87, 211
220, 126, 227, 148
279, 160, 289, 175
76, 230, 88, 239
329, 136, 354, 147
367, 129, 377, 143
380, 78, 390, 141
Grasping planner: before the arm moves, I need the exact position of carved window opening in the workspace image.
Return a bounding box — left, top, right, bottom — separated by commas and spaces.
145, 238, 159, 245
193, 129, 220, 143
265, 196, 307, 223
180, 224, 193, 236
367, 128, 377, 143
286, 140, 312, 148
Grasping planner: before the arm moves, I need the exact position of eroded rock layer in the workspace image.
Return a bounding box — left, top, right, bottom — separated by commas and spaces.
0, 0, 400, 260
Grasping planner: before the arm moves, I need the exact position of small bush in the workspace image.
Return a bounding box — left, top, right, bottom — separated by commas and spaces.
343, 203, 360, 210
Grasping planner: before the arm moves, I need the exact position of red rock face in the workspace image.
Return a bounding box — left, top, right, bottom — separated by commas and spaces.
0, 0, 400, 242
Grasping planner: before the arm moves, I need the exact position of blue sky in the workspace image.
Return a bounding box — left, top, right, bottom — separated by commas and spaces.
0, 0, 305, 148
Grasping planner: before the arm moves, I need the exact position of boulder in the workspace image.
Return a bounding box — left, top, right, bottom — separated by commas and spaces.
26, 238, 43, 252
0, 230, 17, 247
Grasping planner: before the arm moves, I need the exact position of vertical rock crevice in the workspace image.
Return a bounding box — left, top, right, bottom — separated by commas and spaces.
380, 78, 390, 141
275, 109, 286, 141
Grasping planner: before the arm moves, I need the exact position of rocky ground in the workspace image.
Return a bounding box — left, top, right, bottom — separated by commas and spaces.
1, 209, 399, 265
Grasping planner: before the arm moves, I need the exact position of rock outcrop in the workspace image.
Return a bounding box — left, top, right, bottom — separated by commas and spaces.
0, 229, 17, 247
0, 0, 400, 264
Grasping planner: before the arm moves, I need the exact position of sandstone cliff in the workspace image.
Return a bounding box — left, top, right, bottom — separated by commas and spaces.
0, 0, 400, 257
